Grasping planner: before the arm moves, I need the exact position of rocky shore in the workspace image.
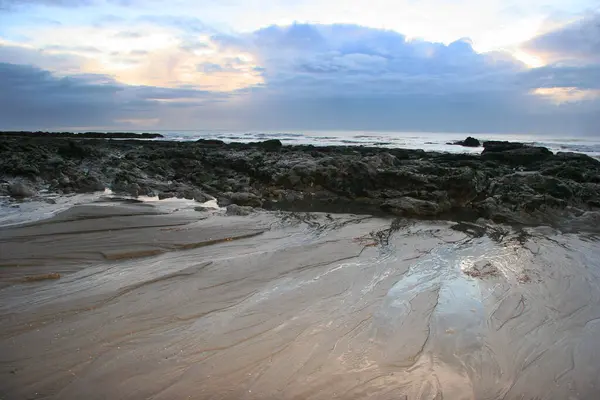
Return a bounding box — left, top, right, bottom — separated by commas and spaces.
1, 132, 599, 228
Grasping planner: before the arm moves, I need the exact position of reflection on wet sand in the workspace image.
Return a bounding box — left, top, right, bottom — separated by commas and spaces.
1, 200, 600, 399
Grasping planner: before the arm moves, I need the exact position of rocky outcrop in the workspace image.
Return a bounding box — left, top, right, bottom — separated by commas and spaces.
1, 134, 599, 226
482, 141, 527, 153
454, 137, 481, 147
0, 131, 163, 139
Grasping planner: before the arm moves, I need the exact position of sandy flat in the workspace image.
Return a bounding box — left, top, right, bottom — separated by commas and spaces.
1, 201, 600, 399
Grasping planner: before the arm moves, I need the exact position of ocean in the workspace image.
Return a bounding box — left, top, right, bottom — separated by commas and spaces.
136, 130, 600, 158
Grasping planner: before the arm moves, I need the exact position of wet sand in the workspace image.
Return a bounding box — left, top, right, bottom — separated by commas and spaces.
1, 200, 600, 399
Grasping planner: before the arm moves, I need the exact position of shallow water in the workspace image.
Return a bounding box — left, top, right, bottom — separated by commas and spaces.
145, 130, 600, 158
1, 201, 600, 399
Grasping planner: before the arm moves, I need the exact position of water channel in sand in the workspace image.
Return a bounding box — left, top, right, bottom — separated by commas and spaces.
1, 197, 600, 399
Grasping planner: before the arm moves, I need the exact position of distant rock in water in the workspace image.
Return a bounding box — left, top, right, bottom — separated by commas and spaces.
482, 141, 526, 153
0, 131, 164, 139
454, 137, 481, 147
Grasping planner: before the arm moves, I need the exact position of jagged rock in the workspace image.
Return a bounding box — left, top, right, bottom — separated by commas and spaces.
1, 134, 599, 228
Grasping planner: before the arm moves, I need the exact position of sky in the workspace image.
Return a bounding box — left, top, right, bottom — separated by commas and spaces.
0, 0, 598, 135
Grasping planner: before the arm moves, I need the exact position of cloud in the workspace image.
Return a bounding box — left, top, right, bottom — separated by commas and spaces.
216, 23, 598, 134
43, 44, 102, 54
0, 42, 86, 73
0, 62, 230, 129
244, 24, 525, 98
520, 64, 600, 90
0, 0, 135, 10
0, 20, 599, 134
113, 31, 144, 39
524, 13, 600, 63
0, 62, 123, 128
0, 0, 93, 9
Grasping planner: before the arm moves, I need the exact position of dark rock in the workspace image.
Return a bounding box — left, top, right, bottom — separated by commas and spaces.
112, 181, 142, 197
196, 139, 225, 146
0, 131, 163, 139
179, 188, 214, 203
455, 137, 481, 147
57, 141, 98, 159
226, 204, 254, 216
482, 146, 552, 166
74, 176, 104, 193
58, 175, 71, 187
228, 192, 263, 207
194, 206, 212, 212
381, 197, 443, 217
158, 192, 175, 200
482, 141, 526, 153
254, 139, 283, 150
9, 182, 36, 198
1, 133, 599, 228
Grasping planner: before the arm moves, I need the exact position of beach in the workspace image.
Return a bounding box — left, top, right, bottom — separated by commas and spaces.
1, 133, 600, 399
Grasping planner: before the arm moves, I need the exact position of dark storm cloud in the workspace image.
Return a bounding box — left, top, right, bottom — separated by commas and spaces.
0, 62, 227, 129
0, 62, 123, 128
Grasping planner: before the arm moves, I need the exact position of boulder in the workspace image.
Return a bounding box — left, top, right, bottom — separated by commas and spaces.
226, 204, 254, 216
9, 182, 36, 198
179, 188, 214, 203
455, 137, 481, 147
112, 181, 142, 197
158, 191, 175, 200
229, 192, 263, 207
